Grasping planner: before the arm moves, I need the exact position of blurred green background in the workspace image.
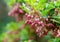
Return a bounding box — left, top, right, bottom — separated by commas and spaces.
0, 0, 14, 34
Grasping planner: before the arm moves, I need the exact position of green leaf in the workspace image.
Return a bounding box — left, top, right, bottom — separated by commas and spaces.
51, 15, 60, 19
56, 0, 60, 8
6, 20, 24, 31
41, 10, 48, 16
16, 0, 25, 3
18, 20, 24, 27
20, 29, 29, 40
6, 0, 15, 7
47, 2, 55, 10
6, 22, 18, 30
48, 8, 55, 16
50, 19, 60, 24
21, 3, 30, 13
